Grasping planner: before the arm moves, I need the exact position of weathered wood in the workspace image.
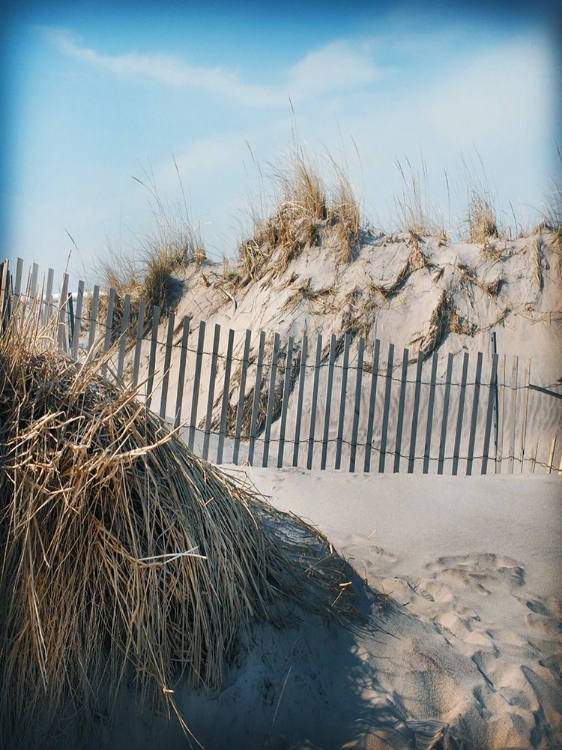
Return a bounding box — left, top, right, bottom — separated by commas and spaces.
307, 333, 323, 470
188, 320, 206, 451
29, 263, 39, 299
87, 286, 100, 352
547, 437, 556, 475
203, 324, 221, 460
173, 315, 191, 428
349, 337, 365, 473
519, 359, 531, 473
15, 258, 23, 297
496, 355, 506, 473
437, 353, 454, 474
292, 334, 308, 467
530, 442, 538, 474
248, 330, 266, 465
407, 355, 424, 473
263, 332, 281, 467
394, 348, 409, 473
452, 352, 469, 476
116, 293, 131, 381
423, 351, 439, 474
321, 334, 337, 471
508, 356, 519, 473
466, 351, 483, 476
145, 305, 161, 411
72, 280, 85, 361
335, 333, 351, 470
481, 354, 499, 475
364, 339, 381, 473
102, 287, 115, 357
233, 329, 252, 464
44, 267, 54, 324
277, 336, 294, 469
379, 343, 394, 473
57, 274, 70, 353
217, 328, 235, 464
159, 312, 176, 419
132, 299, 146, 389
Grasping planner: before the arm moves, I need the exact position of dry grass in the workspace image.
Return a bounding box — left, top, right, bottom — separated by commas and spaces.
465, 193, 499, 244
395, 159, 444, 237
371, 233, 430, 299
457, 262, 502, 299
414, 290, 477, 358
0, 305, 359, 748
531, 237, 544, 291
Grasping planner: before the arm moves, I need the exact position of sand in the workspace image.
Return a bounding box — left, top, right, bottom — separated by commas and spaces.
81, 470, 561, 750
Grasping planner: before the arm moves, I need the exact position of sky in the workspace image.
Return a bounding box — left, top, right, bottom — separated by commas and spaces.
1, 0, 561, 288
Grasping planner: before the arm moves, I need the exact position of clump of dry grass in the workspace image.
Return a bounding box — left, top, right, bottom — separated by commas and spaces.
0, 306, 358, 748
414, 290, 477, 358
531, 237, 544, 291
465, 192, 499, 244
371, 233, 430, 299
395, 159, 445, 237
457, 262, 502, 299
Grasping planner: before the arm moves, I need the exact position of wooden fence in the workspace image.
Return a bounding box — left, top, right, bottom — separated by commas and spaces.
2, 257, 562, 475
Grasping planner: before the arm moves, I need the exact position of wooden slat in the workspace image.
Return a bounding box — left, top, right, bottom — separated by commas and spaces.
423, 351, 439, 474
349, 337, 365, 472
452, 352, 469, 475
496, 355, 506, 473
116, 293, 131, 381
145, 305, 161, 411
466, 351, 483, 476
262, 332, 280, 467
87, 285, 100, 352
519, 358, 531, 472
407, 355, 424, 473
307, 333, 323, 470
335, 333, 351, 470
233, 329, 252, 464
248, 330, 266, 465
44, 267, 54, 324
159, 312, 176, 419
547, 437, 556, 474
0, 260, 10, 328
58, 273, 70, 353
132, 299, 146, 389
481, 354, 499, 475
202, 324, 221, 460
217, 328, 235, 464
379, 342, 394, 473
29, 263, 39, 299
393, 348, 409, 473
277, 336, 294, 469
437, 353, 454, 474
508, 355, 519, 473
364, 339, 381, 473
292, 334, 308, 467
188, 320, 206, 451
174, 315, 191, 427
102, 287, 115, 355
71, 280, 85, 361
321, 334, 337, 470
15, 258, 23, 297
530, 442, 538, 474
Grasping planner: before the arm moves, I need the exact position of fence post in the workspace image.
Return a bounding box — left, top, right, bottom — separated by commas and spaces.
547, 437, 556, 474
423, 351, 438, 474
335, 333, 351, 470
349, 336, 364, 473
44, 268, 54, 325
292, 334, 308, 467
321, 334, 337, 471
277, 335, 294, 469
71, 280, 85, 361
466, 351, 483, 476
364, 338, 381, 473
202, 323, 221, 460
217, 328, 235, 464
307, 333, 323, 470
233, 329, 252, 465
508, 355, 519, 473
58, 273, 70, 353
481, 354, 499, 475
188, 320, 206, 452
248, 330, 266, 465
0, 260, 10, 332
145, 305, 160, 410
452, 352, 469, 476
116, 294, 131, 381
496, 355, 506, 473
174, 315, 191, 428
159, 312, 176, 420
262, 332, 280, 467
379, 343, 394, 473
407, 355, 424, 473
519, 359, 531, 472
394, 348, 409, 473
437, 353, 454, 474
132, 299, 146, 389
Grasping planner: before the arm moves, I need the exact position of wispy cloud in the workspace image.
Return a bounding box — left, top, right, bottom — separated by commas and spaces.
43, 28, 383, 108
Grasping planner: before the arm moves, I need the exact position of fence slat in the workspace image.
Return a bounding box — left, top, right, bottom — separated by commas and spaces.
508, 355, 519, 473
88, 286, 100, 352
58, 273, 70, 353
145, 305, 161, 411
547, 437, 557, 474
44, 268, 54, 325
72, 280, 85, 361
159, 312, 176, 420
321, 334, 337, 471
29, 263, 39, 299
217, 328, 235, 464
188, 321, 206, 451
394, 348, 409, 473
262, 332, 280, 467
292, 334, 308, 467
277, 336, 294, 469
496, 355, 506, 473
101, 286, 115, 358
307, 333, 323, 470
452, 352, 469, 475
437, 353, 454, 474
15, 258, 23, 298
174, 316, 191, 427
364, 339, 381, 473
379, 343, 394, 473
116, 294, 131, 380
335, 333, 351, 470
203, 323, 221, 460
519, 358, 531, 473
132, 299, 146, 389
423, 351, 439, 474
349, 337, 365, 473
407, 355, 424, 473
466, 351, 483, 476
248, 330, 266, 465
233, 329, 252, 464
481, 354, 499, 475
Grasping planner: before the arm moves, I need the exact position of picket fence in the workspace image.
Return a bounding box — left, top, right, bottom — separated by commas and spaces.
2, 257, 561, 475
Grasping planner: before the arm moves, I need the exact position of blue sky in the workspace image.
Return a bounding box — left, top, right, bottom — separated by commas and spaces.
2, 0, 560, 286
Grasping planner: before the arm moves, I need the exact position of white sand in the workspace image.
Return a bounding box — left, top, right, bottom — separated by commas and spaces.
88, 470, 561, 750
